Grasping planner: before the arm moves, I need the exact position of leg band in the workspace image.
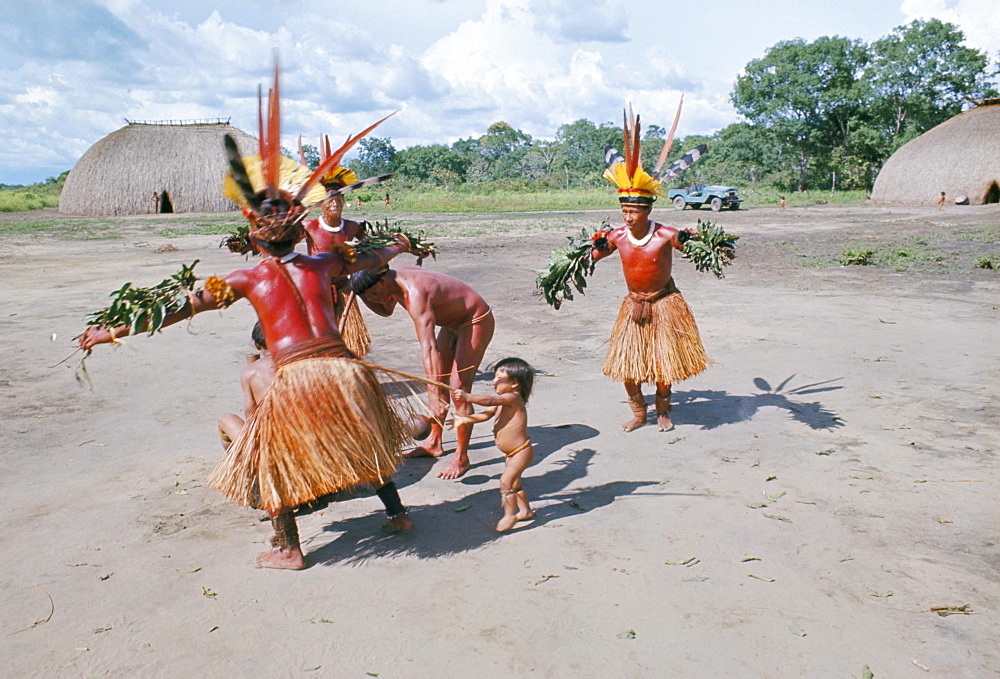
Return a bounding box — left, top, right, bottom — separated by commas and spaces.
375, 481, 407, 518
628, 393, 648, 418
655, 388, 671, 415
270, 512, 300, 551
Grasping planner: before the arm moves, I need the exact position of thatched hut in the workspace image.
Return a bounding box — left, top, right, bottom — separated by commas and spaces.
60, 120, 257, 216
871, 101, 1000, 206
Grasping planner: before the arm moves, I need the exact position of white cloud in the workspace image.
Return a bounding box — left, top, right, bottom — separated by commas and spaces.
900, 0, 1000, 56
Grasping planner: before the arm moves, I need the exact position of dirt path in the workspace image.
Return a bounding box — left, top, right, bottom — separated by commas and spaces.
1, 204, 997, 676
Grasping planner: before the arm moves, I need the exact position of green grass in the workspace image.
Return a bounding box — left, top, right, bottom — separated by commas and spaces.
0, 181, 64, 212
835, 238, 947, 271
956, 223, 1000, 244
740, 188, 869, 207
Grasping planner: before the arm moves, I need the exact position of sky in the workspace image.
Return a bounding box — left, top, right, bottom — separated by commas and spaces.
1, 0, 998, 185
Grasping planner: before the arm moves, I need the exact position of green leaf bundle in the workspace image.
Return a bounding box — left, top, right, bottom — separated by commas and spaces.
220, 224, 256, 255
358, 219, 437, 265
534, 223, 602, 309
85, 261, 201, 336
681, 219, 739, 278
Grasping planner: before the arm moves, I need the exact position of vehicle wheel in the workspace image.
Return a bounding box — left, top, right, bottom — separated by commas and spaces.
710, 197, 722, 212
672, 196, 686, 210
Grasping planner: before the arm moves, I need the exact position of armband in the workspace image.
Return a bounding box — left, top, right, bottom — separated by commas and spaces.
204, 276, 236, 308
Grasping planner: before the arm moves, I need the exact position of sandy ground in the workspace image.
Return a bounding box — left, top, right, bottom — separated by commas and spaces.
1, 203, 998, 677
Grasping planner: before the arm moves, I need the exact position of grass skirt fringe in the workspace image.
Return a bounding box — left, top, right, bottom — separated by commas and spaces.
602, 291, 709, 384
341, 301, 370, 358
207, 356, 410, 513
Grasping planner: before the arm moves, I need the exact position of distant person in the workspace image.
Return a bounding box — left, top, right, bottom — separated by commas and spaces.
779, 196, 786, 211
938, 191, 946, 211
152, 192, 160, 214
355, 195, 363, 210
384, 191, 391, 208
453, 357, 535, 532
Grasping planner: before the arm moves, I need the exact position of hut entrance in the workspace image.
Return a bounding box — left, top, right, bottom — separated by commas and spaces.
984, 182, 999, 205
159, 190, 174, 213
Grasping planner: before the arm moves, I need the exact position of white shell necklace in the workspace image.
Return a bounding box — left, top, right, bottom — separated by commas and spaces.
319, 217, 344, 233
626, 221, 655, 247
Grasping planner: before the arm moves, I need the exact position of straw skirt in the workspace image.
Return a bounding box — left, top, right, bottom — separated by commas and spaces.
602, 291, 709, 385
208, 353, 409, 513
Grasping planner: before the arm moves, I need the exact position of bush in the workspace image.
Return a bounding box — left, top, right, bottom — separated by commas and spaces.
839, 248, 875, 266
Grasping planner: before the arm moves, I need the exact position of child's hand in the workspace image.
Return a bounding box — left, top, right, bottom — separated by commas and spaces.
451, 415, 473, 428
452, 388, 470, 403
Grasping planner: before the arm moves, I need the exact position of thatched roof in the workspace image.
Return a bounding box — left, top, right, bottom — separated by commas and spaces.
871, 103, 1000, 206
60, 121, 258, 216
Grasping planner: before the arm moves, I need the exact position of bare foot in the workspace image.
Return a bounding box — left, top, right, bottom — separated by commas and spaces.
515, 510, 535, 522
496, 514, 518, 532
256, 547, 306, 570
657, 412, 674, 432
404, 441, 445, 458
383, 513, 414, 533
437, 457, 470, 479
622, 415, 646, 432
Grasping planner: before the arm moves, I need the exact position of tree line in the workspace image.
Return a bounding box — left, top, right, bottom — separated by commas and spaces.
318, 19, 997, 194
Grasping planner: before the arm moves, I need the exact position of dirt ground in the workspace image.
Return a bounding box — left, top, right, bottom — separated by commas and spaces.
1, 203, 997, 677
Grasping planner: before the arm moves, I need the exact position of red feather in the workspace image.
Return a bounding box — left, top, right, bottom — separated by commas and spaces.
294, 111, 397, 203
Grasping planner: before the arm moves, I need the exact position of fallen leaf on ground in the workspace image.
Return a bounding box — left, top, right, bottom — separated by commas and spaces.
788, 622, 807, 637
935, 517, 953, 524
748, 574, 775, 582
862, 664, 874, 679
664, 557, 699, 566
616, 629, 636, 639
202, 587, 217, 599
766, 475, 777, 481
535, 574, 559, 585
208, 626, 219, 633
763, 513, 791, 522
746, 502, 768, 509
815, 449, 834, 456
851, 473, 874, 480
682, 576, 709, 582
867, 590, 893, 598
741, 557, 761, 562
930, 604, 972, 616
308, 617, 333, 624
177, 568, 201, 573
767, 491, 786, 501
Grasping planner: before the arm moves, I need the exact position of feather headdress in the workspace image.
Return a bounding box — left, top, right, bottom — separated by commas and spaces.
223, 60, 395, 243
301, 114, 398, 197
603, 106, 662, 205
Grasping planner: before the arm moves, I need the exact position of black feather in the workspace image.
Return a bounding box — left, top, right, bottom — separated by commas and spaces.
604, 145, 624, 168
658, 143, 708, 181
326, 173, 396, 197
223, 134, 259, 209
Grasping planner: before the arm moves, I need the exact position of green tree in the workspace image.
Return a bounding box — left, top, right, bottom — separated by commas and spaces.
348, 137, 397, 177
732, 36, 871, 190
555, 119, 619, 186
299, 143, 320, 170
869, 19, 997, 146
478, 121, 532, 180
394, 144, 469, 182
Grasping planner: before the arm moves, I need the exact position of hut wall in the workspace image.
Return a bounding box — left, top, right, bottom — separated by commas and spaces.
871, 105, 1000, 206
60, 124, 257, 216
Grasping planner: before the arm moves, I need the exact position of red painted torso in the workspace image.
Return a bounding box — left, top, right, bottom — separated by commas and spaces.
603, 222, 684, 293
223, 253, 345, 355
